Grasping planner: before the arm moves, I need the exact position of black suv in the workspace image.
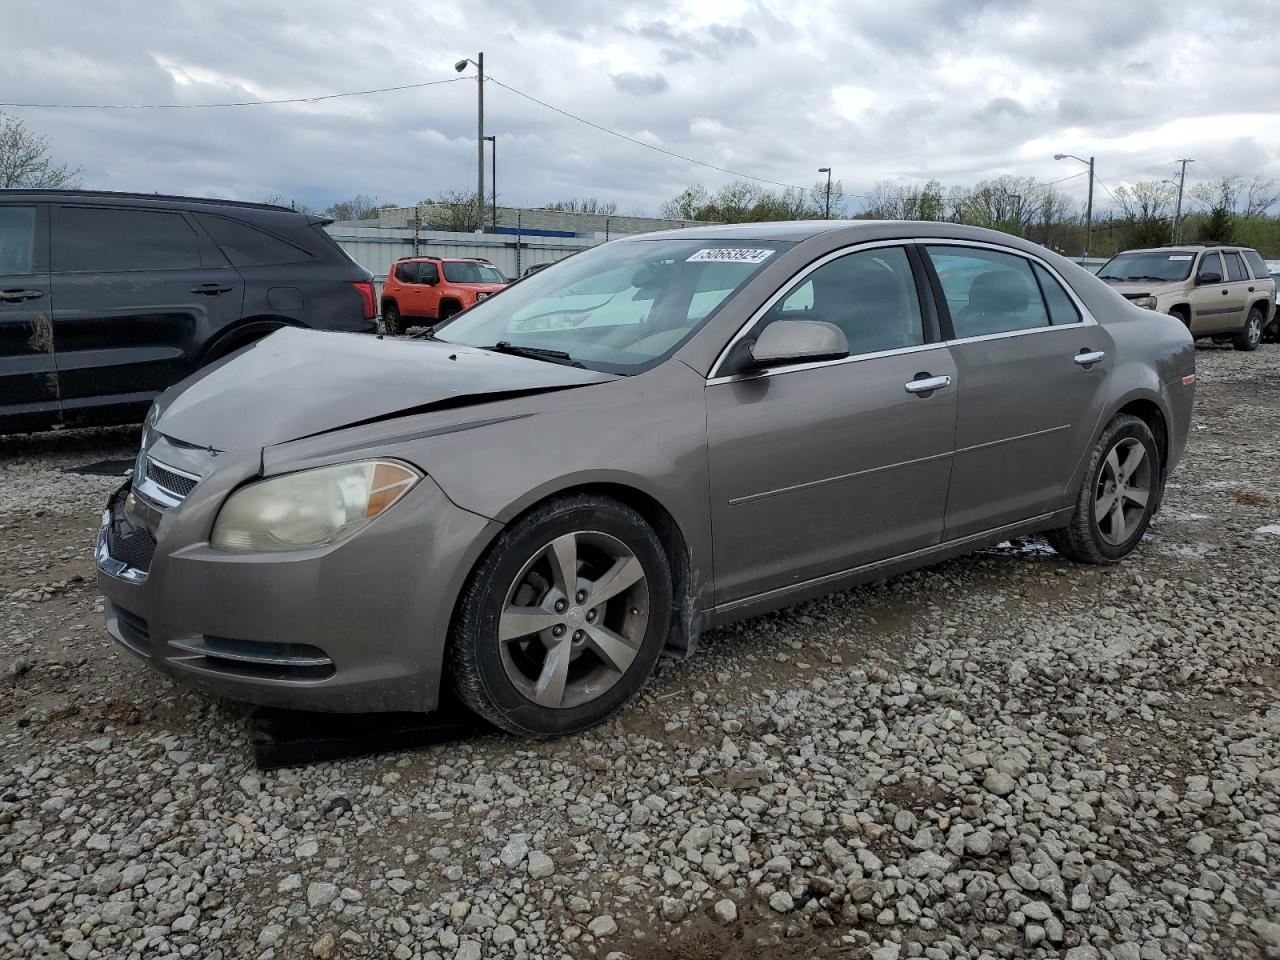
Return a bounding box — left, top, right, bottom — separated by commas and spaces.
0, 190, 376, 432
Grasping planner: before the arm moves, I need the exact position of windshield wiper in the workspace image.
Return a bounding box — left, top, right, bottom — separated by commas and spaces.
487, 341, 585, 368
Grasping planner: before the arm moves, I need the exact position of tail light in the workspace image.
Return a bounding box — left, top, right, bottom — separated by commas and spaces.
350, 281, 376, 321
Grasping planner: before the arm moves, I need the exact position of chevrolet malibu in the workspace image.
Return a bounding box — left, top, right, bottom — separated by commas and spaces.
97, 222, 1195, 737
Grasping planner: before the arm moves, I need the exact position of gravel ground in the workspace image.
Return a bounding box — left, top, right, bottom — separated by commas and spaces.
2, 344, 1278, 960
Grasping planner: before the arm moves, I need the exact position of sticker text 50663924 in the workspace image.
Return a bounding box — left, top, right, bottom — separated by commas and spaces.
686, 248, 775, 264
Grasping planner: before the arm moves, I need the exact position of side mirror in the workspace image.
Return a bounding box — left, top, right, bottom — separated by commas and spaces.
745, 320, 849, 369
1196, 271, 1222, 285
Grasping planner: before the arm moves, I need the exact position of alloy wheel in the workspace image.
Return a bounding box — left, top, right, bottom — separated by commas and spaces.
1247, 314, 1262, 346
1094, 437, 1152, 546
498, 531, 649, 710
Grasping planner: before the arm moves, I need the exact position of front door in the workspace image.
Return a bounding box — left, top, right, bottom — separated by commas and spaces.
50, 204, 244, 424
707, 245, 957, 605
0, 204, 57, 430
1190, 251, 1237, 334
923, 245, 1113, 538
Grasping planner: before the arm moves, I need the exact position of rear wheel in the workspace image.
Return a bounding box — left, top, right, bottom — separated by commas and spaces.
1234, 307, 1263, 352
448, 494, 672, 738
382, 301, 403, 335
1046, 414, 1160, 564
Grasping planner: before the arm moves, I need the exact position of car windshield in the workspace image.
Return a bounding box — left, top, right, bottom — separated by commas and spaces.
433, 238, 791, 374
1096, 251, 1195, 282
442, 262, 507, 284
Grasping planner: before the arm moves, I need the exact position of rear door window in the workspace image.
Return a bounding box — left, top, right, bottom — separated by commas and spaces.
420, 262, 439, 283
925, 246, 1050, 338
196, 214, 312, 266
0, 206, 37, 275
1033, 263, 1082, 324
394, 261, 420, 283
53, 206, 202, 272
1223, 252, 1247, 282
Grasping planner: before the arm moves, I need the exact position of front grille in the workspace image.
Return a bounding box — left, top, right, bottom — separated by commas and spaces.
114, 606, 152, 657
106, 510, 157, 572
146, 460, 198, 500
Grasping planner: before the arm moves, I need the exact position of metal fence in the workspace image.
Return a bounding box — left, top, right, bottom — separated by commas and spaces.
325, 225, 597, 297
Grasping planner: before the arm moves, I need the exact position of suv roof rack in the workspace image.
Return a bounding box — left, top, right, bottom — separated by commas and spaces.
0, 188, 295, 213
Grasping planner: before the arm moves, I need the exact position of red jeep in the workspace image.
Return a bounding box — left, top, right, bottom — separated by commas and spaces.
381, 256, 507, 333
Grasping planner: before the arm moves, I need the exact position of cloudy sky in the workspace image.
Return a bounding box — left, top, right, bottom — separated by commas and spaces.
2, 0, 1278, 216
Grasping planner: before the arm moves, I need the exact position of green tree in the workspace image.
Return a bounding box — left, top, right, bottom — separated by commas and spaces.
1198, 205, 1235, 243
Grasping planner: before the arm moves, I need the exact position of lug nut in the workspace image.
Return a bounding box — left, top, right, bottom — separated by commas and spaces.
573, 630, 584, 642
552, 624, 566, 637
586, 610, 596, 622
575, 590, 587, 603
555, 599, 567, 613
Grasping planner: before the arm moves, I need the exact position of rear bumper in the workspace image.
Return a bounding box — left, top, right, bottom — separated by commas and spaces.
96, 475, 499, 713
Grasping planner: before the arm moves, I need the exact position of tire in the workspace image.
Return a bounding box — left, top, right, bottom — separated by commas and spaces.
447, 494, 672, 738
1264, 312, 1280, 344
438, 301, 461, 321
1168, 306, 1190, 329
1234, 307, 1263, 352
1046, 414, 1161, 565
382, 301, 403, 335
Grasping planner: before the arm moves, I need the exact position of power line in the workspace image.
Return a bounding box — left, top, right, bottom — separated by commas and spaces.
0, 77, 469, 109
487, 75, 822, 194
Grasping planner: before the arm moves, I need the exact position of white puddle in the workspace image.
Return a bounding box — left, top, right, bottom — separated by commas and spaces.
1256, 524, 1280, 537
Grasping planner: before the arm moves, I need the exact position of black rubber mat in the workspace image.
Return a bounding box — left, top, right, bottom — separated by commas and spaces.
251, 700, 494, 770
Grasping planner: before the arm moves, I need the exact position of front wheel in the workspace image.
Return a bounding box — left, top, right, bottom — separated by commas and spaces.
1046, 414, 1160, 564
447, 494, 672, 738
1234, 307, 1263, 352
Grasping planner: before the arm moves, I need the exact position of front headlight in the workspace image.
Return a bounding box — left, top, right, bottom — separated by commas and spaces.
211, 460, 421, 552
1133, 296, 1158, 310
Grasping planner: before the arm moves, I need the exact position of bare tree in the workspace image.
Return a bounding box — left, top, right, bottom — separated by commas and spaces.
0, 112, 81, 188
659, 185, 711, 221
424, 188, 481, 232
325, 194, 381, 221
547, 197, 618, 215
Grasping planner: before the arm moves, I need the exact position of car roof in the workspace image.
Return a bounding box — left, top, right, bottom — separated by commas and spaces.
621, 219, 1065, 252
0, 188, 297, 214
1118, 243, 1254, 254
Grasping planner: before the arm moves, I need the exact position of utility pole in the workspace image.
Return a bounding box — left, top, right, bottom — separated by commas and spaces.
1171, 158, 1193, 243
454, 52, 485, 232
818, 167, 832, 219
484, 135, 497, 233
1084, 157, 1094, 260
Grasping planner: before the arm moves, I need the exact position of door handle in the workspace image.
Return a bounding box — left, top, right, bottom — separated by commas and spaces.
1074, 350, 1106, 366
904, 375, 952, 395
0, 289, 43, 303
1248, 286, 1255, 292
190, 284, 233, 295
1221, 289, 1229, 296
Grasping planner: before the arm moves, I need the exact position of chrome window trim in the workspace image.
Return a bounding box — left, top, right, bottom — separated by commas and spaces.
707, 236, 1098, 383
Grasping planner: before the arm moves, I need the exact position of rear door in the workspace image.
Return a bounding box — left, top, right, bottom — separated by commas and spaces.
923, 244, 1112, 539
50, 204, 244, 424
1221, 251, 1252, 328
0, 203, 57, 429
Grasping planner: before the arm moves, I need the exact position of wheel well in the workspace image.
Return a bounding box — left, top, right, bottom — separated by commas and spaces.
1116, 398, 1168, 482
507, 483, 697, 657
1249, 298, 1271, 318
1168, 303, 1190, 324
381, 297, 398, 311
201, 317, 298, 364
439, 297, 462, 313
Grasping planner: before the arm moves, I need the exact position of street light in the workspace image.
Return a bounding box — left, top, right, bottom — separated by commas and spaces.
483, 135, 496, 233
455, 53, 485, 232
1054, 152, 1094, 260
818, 167, 832, 219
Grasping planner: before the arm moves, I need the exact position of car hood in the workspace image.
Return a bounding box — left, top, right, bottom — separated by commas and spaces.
154, 328, 616, 451
1100, 279, 1179, 296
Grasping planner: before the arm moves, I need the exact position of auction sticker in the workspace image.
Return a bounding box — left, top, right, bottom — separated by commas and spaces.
687, 248, 775, 264
1168, 255, 1192, 260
